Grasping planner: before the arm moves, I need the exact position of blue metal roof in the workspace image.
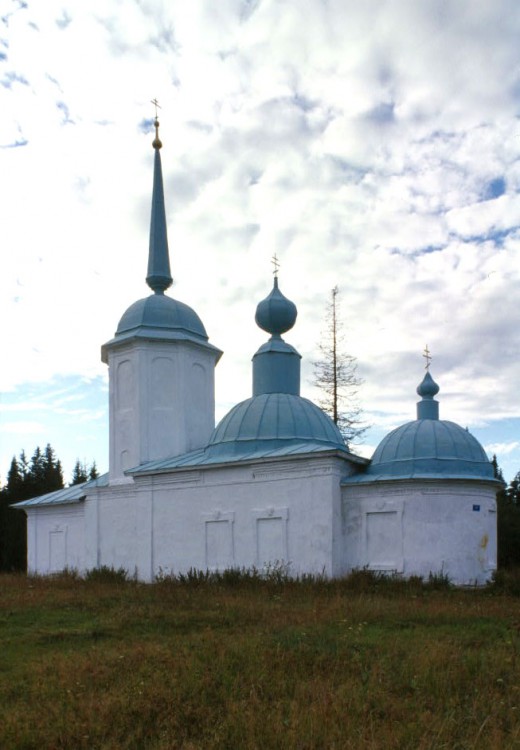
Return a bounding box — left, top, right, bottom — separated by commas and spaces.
252, 338, 301, 396
255, 277, 297, 336
11, 473, 109, 508
116, 294, 208, 339
129, 438, 360, 475
126, 272, 360, 476
128, 393, 366, 476
146, 142, 172, 294
252, 279, 301, 396
209, 392, 346, 448
101, 295, 222, 362
343, 370, 497, 485
101, 119, 222, 362
344, 419, 496, 483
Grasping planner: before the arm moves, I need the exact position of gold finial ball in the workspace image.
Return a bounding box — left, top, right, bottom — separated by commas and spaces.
152, 116, 162, 149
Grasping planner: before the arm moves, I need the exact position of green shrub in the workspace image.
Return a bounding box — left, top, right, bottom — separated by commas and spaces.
84, 565, 131, 583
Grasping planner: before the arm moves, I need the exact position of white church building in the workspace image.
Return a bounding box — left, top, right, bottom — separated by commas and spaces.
14, 119, 499, 585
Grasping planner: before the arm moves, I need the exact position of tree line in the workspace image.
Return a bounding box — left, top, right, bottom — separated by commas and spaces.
0, 445, 97, 572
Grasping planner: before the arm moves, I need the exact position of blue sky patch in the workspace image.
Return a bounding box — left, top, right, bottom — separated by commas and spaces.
484, 176, 506, 200
365, 102, 395, 125
139, 118, 154, 134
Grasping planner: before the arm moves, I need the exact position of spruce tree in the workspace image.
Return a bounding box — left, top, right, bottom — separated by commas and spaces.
0, 444, 65, 571
18, 450, 29, 483
71, 460, 89, 486
0, 455, 27, 571
6, 456, 23, 497
506, 471, 520, 505
494, 458, 520, 568
492, 454, 504, 484
71, 459, 99, 486
42, 444, 64, 494
28, 446, 45, 496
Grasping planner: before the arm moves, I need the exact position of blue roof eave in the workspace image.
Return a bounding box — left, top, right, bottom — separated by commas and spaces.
11, 473, 109, 509
101, 328, 223, 363
343, 454, 496, 483
342, 471, 501, 486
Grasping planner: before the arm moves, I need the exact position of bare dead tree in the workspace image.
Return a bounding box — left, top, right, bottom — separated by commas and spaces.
313, 286, 367, 447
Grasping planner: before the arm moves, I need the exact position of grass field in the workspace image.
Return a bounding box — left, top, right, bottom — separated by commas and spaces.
1, 568, 520, 749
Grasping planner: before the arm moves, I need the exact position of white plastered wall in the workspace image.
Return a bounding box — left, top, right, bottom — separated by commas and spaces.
25, 504, 86, 575
80, 454, 350, 581
107, 340, 217, 483
342, 480, 497, 585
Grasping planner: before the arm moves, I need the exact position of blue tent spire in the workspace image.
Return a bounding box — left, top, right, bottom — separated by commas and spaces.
146, 116, 173, 295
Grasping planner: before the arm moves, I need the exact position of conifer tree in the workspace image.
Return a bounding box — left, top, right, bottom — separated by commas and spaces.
506, 470, 520, 505
28, 446, 45, 494
42, 443, 64, 494
71, 459, 99, 486
18, 450, 29, 481
0, 444, 65, 571
492, 454, 505, 484
313, 286, 366, 447
6, 456, 23, 497
0, 456, 28, 570
71, 460, 89, 486
494, 457, 520, 568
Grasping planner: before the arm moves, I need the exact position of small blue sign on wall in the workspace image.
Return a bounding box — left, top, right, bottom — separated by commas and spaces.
472, 504, 481, 512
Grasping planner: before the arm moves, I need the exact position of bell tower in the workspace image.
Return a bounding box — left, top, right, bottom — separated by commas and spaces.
101, 112, 222, 483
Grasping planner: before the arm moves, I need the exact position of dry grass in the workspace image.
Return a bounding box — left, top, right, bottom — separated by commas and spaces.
1, 570, 520, 749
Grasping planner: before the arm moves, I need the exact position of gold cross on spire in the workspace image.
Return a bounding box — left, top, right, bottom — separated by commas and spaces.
423, 345, 432, 370
271, 253, 280, 278
151, 98, 161, 119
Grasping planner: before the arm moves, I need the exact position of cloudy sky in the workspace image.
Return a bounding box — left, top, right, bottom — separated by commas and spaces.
1, 0, 520, 484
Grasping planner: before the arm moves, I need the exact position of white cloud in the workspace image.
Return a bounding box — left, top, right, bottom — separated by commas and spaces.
486, 442, 520, 457
1, 0, 520, 480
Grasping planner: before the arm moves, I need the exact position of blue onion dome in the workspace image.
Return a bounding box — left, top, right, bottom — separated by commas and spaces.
417, 371, 440, 399
116, 294, 208, 340
207, 393, 346, 456
255, 278, 297, 336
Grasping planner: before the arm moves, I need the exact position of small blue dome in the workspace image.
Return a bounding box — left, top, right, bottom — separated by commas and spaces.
255, 278, 297, 336
367, 419, 494, 480
208, 393, 346, 453
117, 294, 207, 340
